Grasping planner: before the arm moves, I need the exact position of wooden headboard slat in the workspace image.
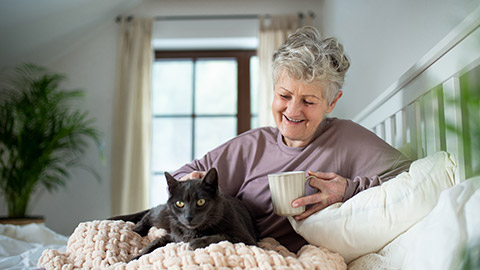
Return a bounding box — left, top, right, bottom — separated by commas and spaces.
359, 11, 480, 181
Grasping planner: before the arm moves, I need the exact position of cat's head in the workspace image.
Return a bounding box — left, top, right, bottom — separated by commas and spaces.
164, 168, 220, 229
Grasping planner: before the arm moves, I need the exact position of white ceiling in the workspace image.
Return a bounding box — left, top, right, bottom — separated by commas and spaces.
0, 0, 141, 68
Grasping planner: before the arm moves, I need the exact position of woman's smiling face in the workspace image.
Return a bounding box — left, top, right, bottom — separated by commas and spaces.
272, 71, 341, 148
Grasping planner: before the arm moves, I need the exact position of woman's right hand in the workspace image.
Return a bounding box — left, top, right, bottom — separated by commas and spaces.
291, 171, 347, 220
179, 171, 207, 181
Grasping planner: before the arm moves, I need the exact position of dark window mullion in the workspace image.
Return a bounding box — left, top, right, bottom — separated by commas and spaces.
237, 52, 251, 134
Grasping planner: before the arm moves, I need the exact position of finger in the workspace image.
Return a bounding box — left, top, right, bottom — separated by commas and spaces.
294, 203, 326, 220
292, 193, 325, 208
308, 171, 337, 180
179, 171, 206, 181
308, 177, 334, 191
179, 175, 190, 181
194, 171, 207, 179
307, 177, 322, 189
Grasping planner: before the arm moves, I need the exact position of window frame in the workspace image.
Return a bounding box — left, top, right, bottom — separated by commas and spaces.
154, 50, 257, 135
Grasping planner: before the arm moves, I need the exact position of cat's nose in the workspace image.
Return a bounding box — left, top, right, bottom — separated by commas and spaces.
186, 215, 194, 222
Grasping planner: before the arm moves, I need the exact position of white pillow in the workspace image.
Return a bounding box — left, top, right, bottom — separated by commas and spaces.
402, 176, 480, 270
288, 151, 458, 263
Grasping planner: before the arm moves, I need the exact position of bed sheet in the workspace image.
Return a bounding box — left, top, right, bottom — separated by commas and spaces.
0, 223, 68, 270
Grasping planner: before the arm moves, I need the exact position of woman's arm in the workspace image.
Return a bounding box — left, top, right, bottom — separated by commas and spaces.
292, 119, 412, 220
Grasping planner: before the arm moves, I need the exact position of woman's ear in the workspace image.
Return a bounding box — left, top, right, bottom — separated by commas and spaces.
326, 91, 342, 113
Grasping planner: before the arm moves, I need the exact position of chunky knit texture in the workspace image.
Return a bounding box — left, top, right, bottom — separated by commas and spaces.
38, 220, 346, 269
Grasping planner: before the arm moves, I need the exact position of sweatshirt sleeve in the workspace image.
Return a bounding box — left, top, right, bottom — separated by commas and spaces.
172, 130, 259, 196
172, 142, 234, 186
342, 154, 412, 201
172, 156, 211, 180
338, 120, 413, 201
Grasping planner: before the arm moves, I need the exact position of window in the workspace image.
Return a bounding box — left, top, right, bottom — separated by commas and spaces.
150, 50, 258, 206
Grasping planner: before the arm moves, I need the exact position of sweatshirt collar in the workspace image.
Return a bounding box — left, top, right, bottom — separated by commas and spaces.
276, 118, 330, 154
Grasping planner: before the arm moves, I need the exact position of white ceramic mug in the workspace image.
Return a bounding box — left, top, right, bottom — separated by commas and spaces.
268, 171, 314, 216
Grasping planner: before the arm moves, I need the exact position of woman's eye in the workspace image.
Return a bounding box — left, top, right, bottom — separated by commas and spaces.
197, 199, 206, 207
279, 94, 290, 99
176, 201, 185, 208
303, 100, 314, 105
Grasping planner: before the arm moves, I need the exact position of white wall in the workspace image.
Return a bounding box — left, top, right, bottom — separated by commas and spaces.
0, 19, 119, 236
319, 0, 479, 119
33, 20, 119, 235
0, 0, 140, 70
131, 0, 320, 19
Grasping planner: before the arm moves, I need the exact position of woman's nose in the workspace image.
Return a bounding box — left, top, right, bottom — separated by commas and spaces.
285, 100, 302, 116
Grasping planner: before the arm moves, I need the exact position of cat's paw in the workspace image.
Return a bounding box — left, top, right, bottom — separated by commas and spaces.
188, 239, 209, 250
133, 225, 149, 237
129, 254, 142, 262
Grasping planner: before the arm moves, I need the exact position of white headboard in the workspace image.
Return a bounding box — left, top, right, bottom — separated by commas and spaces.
354, 7, 480, 181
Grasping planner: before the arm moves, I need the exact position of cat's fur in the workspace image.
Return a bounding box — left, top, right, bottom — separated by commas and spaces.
110, 168, 258, 260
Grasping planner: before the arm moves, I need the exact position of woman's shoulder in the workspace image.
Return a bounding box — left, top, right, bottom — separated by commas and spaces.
239, 126, 278, 137
325, 117, 366, 131
324, 117, 377, 140
215, 126, 278, 150
235, 126, 279, 143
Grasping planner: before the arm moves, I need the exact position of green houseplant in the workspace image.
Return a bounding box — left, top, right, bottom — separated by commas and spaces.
0, 63, 101, 219
446, 67, 480, 270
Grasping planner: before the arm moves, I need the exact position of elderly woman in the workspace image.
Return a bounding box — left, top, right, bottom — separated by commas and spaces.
174, 26, 411, 252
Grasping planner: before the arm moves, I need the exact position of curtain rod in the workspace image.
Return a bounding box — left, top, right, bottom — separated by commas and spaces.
116, 11, 315, 23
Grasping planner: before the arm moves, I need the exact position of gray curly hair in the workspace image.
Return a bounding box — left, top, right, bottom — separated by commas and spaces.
272, 26, 350, 105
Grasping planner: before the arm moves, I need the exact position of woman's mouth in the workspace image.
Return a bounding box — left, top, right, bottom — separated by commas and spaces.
284, 115, 304, 123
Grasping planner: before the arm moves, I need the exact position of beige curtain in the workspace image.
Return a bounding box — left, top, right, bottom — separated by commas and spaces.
257, 15, 301, 127
111, 17, 153, 216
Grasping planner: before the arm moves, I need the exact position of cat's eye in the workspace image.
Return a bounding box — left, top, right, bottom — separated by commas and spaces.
175, 201, 185, 208
196, 199, 206, 207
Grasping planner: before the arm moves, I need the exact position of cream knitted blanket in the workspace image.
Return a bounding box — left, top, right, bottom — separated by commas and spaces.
38, 220, 346, 269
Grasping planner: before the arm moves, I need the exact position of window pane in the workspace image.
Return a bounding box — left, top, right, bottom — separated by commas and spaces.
251, 116, 258, 130
194, 117, 237, 159
150, 174, 168, 207
250, 56, 259, 115
195, 59, 237, 115
151, 117, 192, 170
152, 60, 193, 115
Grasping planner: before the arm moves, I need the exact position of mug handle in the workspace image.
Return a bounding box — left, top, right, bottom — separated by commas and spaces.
304, 175, 315, 185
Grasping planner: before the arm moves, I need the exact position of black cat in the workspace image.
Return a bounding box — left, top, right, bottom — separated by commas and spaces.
110, 168, 258, 260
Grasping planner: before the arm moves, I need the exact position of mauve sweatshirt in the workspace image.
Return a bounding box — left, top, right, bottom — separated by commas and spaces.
173, 117, 412, 252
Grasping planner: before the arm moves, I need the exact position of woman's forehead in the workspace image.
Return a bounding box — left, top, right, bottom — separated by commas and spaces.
275, 73, 326, 99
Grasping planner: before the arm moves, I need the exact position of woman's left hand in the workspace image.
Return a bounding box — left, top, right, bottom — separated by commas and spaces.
291, 171, 347, 220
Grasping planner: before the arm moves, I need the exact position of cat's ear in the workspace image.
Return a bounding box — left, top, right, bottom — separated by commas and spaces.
202, 168, 218, 188
165, 172, 178, 193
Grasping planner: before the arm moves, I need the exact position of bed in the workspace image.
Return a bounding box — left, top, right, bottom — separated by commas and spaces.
2, 8, 480, 270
